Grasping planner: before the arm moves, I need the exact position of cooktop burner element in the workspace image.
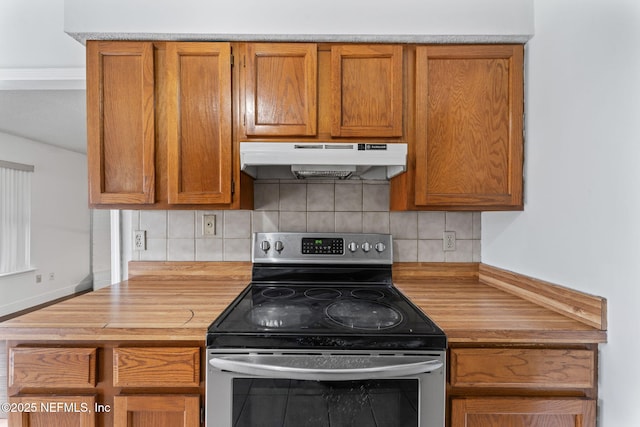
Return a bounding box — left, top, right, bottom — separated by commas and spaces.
248, 302, 314, 328
326, 299, 403, 330
207, 232, 447, 351
261, 287, 295, 299
304, 288, 342, 300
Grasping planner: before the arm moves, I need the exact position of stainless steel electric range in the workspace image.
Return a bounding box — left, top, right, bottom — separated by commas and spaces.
206, 232, 446, 427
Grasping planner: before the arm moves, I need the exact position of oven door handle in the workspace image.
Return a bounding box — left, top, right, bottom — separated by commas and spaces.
209, 355, 443, 381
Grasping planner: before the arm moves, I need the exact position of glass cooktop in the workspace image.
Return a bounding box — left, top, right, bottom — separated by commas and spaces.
207, 283, 446, 351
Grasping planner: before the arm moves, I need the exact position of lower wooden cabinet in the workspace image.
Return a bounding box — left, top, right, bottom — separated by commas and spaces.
7, 343, 203, 427
113, 395, 200, 427
451, 398, 596, 427
449, 346, 598, 427
8, 395, 97, 427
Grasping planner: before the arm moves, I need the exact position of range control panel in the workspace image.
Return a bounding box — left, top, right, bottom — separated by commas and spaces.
253, 232, 392, 265
302, 237, 344, 255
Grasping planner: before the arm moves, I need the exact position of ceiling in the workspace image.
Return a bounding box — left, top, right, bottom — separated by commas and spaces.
0, 89, 87, 154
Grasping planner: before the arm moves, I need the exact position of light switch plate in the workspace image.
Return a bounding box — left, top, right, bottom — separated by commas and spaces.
203, 215, 216, 235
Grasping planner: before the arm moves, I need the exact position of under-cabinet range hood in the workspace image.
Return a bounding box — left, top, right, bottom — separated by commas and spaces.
240, 142, 407, 180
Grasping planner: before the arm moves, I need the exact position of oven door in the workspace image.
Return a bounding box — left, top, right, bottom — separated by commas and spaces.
206, 349, 445, 427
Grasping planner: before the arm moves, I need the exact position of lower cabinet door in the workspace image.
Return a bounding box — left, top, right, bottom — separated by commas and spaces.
113, 395, 200, 427
8, 395, 96, 427
451, 398, 596, 427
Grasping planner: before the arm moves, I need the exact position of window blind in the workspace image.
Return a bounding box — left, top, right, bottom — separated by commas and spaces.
0, 160, 34, 275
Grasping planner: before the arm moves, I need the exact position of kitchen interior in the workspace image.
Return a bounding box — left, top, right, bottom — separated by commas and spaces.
1, 0, 639, 426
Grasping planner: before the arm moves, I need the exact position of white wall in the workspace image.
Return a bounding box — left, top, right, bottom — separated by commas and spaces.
0, 132, 91, 316
64, 0, 533, 41
483, 0, 640, 425
0, 0, 84, 68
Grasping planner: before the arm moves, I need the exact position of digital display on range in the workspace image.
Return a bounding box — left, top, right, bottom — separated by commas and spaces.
302, 238, 344, 255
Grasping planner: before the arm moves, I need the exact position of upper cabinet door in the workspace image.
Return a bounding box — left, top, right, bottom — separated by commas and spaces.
166, 42, 233, 205
414, 45, 524, 210
330, 45, 403, 138
87, 41, 155, 205
245, 43, 317, 136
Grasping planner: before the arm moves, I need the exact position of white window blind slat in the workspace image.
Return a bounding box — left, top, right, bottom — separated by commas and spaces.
0, 163, 33, 274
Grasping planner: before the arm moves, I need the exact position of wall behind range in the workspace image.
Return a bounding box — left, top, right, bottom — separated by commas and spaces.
126, 181, 480, 264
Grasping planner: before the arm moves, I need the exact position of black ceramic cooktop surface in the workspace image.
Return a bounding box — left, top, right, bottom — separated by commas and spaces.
207, 282, 446, 351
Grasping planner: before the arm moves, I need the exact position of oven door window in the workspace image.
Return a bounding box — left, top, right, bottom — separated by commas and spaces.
232, 378, 418, 427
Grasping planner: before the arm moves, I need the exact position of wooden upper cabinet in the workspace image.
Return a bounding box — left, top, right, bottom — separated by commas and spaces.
245, 43, 317, 136
330, 45, 403, 138
414, 45, 524, 210
166, 42, 232, 204
87, 41, 155, 205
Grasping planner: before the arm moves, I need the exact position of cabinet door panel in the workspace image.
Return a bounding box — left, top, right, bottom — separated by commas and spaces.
114, 395, 200, 427
450, 348, 595, 389
166, 42, 232, 204
331, 45, 403, 137
451, 398, 596, 427
414, 45, 523, 209
245, 43, 317, 136
87, 41, 155, 205
9, 395, 96, 427
9, 347, 97, 388
113, 347, 200, 387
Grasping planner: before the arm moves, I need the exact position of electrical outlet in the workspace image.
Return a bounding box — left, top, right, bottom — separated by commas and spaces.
49, 272, 55, 281
35, 274, 42, 283
134, 230, 147, 251
443, 231, 456, 251
203, 215, 216, 236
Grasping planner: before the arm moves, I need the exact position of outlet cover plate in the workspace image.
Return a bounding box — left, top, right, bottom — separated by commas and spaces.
443, 231, 456, 251
134, 230, 146, 251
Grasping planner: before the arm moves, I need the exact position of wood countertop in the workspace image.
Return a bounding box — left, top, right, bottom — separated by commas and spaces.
0, 262, 607, 344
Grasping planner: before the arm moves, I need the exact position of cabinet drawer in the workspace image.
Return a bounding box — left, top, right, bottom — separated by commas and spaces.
9, 347, 97, 388
113, 347, 200, 387
450, 348, 595, 389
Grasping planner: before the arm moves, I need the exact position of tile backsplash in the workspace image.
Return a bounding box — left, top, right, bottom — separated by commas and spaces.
128, 181, 480, 262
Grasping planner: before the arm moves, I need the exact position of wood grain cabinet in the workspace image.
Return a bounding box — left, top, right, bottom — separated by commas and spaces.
449, 347, 598, 427
87, 41, 239, 209
7, 343, 203, 427
87, 41, 156, 206
244, 43, 317, 136
113, 395, 200, 427
166, 42, 233, 205
392, 44, 524, 211
9, 395, 97, 427
330, 44, 403, 138
451, 398, 596, 427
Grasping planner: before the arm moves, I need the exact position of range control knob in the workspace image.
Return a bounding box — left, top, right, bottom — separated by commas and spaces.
259, 240, 271, 252
361, 242, 372, 253
347, 242, 358, 252
375, 242, 386, 253
274, 240, 284, 252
